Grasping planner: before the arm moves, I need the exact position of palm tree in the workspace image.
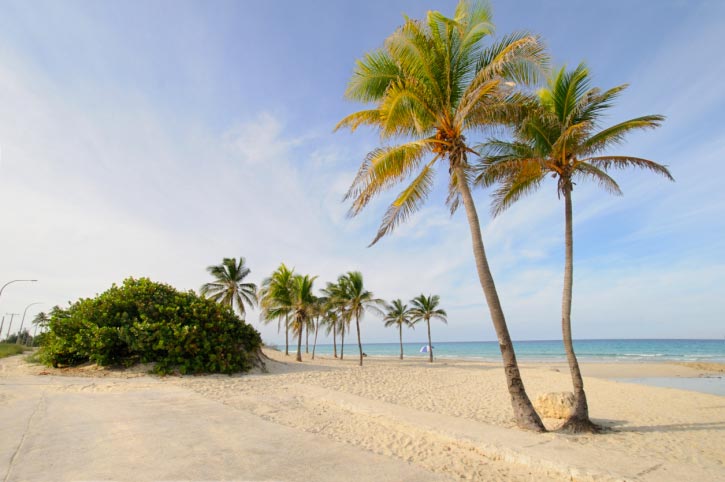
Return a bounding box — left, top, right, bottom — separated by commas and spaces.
289, 274, 317, 362
409, 295, 447, 363
475, 64, 673, 432
200, 257, 257, 318
337, 272, 383, 367
335, 0, 547, 430
383, 299, 413, 360
259, 264, 295, 356
322, 281, 348, 359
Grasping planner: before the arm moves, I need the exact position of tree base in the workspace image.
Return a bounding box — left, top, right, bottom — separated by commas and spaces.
557, 416, 603, 434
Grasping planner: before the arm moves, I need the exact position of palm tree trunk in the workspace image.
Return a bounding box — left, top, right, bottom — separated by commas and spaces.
312, 318, 320, 360
296, 319, 303, 362
340, 324, 345, 360
285, 314, 289, 356
333, 323, 338, 358
560, 187, 598, 433
355, 314, 363, 367
305, 322, 309, 353
426, 317, 433, 363
455, 164, 545, 432
399, 324, 403, 360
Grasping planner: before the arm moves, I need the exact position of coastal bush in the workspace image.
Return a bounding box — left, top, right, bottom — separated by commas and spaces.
40, 277, 262, 374
0, 343, 27, 359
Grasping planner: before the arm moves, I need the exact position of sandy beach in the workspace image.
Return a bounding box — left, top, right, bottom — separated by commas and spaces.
1, 350, 723, 481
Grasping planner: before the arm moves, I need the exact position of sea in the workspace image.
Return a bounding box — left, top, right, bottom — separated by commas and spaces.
310, 339, 725, 363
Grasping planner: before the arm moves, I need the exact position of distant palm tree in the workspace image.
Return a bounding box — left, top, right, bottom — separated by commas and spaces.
322, 281, 348, 359
201, 257, 257, 318
383, 299, 413, 360
289, 274, 317, 362
409, 295, 447, 363
475, 64, 673, 432
335, 0, 547, 431
259, 263, 295, 356
338, 272, 383, 366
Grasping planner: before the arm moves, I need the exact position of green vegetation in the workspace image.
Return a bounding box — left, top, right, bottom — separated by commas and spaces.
335, 0, 547, 431
0, 343, 27, 359
475, 64, 672, 432
39, 277, 262, 374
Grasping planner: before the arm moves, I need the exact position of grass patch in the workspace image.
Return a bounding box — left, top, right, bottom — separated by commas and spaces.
0, 343, 28, 359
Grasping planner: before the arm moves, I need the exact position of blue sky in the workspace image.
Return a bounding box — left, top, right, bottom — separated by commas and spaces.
0, 0, 723, 344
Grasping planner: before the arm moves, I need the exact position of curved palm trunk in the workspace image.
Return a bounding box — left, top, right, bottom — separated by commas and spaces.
296, 319, 303, 362
333, 323, 338, 358
305, 323, 309, 353
312, 318, 320, 360
285, 314, 290, 356
426, 317, 433, 363
355, 314, 363, 367
455, 165, 545, 432
560, 188, 598, 432
399, 324, 403, 360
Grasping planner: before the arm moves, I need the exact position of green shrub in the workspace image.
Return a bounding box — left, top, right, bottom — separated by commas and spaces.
40, 278, 262, 374
0, 343, 26, 359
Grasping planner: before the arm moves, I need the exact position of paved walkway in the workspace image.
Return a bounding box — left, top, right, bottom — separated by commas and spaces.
0, 368, 445, 482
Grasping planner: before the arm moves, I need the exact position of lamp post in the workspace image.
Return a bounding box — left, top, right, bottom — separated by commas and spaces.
4, 313, 19, 340
0, 279, 38, 303
17, 302, 42, 345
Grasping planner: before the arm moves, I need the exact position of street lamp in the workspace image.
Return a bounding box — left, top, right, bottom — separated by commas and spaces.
17, 302, 42, 345
0, 280, 38, 302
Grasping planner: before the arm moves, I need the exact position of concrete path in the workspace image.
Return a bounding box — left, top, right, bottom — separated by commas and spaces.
0, 369, 445, 481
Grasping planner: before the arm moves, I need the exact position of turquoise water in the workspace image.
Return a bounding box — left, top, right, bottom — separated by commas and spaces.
310, 339, 725, 362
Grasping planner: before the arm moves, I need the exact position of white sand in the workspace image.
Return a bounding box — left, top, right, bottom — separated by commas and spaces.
2, 350, 724, 481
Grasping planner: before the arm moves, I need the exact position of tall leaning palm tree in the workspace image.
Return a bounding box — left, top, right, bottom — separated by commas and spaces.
338, 272, 382, 367
201, 257, 258, 318
383, 299, 412, 360
259, 264, 295, 356
335, 0, 548, 430
409, 295, 447, 363
289, 274, 317, 362
475, 64, 673, 432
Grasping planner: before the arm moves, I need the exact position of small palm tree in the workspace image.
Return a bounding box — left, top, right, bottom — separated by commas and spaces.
200, 257, 257, 318
383, 299, 413, 360
289, 274, 317, 362
409, 295, 447, 363
337, 272, 383, 366
335, 0, 547, 430
322, 280, 348, 359
475, 64, 673, 432
259, 264, 295, 356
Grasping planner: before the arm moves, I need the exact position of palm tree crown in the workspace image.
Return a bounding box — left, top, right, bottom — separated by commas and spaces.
409, 295, 447, 325
200, 257, 258, 317
475, 63, 673, 211
383, 299, 412, 329
336, 0, 547, 245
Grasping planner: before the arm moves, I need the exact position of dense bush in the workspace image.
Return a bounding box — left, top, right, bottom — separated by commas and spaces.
40, 278, 262, 374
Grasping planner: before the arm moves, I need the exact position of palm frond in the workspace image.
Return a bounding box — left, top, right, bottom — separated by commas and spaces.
584, 156, 674, 181
583, 115, 665, 154
369, 161, 436, 246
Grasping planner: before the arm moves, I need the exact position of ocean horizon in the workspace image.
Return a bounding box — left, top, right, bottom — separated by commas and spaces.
303, 339, 725, 362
